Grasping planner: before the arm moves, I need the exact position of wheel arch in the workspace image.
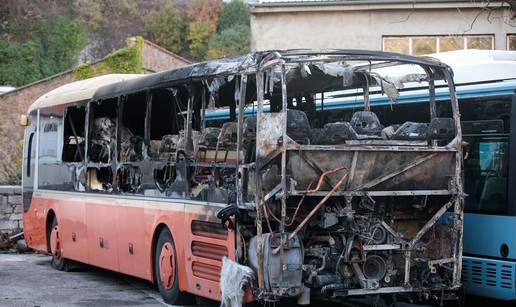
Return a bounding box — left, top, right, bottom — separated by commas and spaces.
150, 222, 171, 283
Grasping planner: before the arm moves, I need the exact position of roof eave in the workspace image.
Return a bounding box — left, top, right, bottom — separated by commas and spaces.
250, 0, 502, 13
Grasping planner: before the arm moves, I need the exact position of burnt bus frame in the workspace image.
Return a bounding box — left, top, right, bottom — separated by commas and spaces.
251, 51, 464, 297
22, 49, 465, 300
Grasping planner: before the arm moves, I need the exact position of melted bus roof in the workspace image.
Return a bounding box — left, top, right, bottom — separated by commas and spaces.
28, 74, 143, 113
27, 49, 449, 113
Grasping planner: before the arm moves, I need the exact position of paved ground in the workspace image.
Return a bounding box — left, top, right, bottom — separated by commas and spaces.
0, 252, 173, 307
0, 252, 511, 307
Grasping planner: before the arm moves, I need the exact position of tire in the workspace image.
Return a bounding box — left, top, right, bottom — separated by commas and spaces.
49, 217, 68, 271
154, 228, 192, 305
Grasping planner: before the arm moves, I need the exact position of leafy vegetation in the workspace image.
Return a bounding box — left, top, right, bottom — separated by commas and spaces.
208, 0, 251, 59
74, 36, 144, 79
207, 25, 251, 60
0, 0, 251, 87
0, 17, 87, 87
144, 4, 189, 54
217, 0, 251, 33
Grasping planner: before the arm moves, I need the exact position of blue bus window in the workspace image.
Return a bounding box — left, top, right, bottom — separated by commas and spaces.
464, 137, 509, 214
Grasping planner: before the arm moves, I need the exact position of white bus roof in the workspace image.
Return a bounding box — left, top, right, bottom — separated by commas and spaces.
370, 49, 516, 89
28, 74, 143, 113
429, 50, 516, 84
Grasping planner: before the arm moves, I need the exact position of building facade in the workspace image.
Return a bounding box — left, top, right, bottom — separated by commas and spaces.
250, 0, 516, 54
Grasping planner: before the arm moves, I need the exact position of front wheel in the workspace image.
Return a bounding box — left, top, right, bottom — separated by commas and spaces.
154, 228, 192, 305
49, 217, 68, 271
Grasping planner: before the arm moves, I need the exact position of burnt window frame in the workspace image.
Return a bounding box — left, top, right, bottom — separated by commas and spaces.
62, 104, 87, 163
87, 98, 118, 164
117, 91, 149, 163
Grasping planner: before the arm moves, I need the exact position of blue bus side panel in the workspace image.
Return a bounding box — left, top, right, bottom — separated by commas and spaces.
463, 256, 516, 300
464, 214, 516, 259
463, 213, 516, 300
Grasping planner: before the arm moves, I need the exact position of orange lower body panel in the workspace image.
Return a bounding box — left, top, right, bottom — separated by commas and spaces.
23, 191, 241, 302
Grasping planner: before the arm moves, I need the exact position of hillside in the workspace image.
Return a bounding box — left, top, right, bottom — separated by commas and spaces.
0, 0, 250, 87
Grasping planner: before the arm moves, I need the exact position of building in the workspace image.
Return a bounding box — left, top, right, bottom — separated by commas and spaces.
0, 37, 191, 184
250, 0, 516, 54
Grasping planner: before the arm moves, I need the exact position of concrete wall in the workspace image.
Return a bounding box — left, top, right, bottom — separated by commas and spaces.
0, 186, 22, 233
251, 4, 515, 51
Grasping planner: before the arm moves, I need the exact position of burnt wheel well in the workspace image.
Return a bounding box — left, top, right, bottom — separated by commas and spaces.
45, 210, 56, 253
151, 223, 170, 283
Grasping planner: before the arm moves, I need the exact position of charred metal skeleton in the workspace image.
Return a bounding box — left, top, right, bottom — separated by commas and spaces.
63, 50, 464, 304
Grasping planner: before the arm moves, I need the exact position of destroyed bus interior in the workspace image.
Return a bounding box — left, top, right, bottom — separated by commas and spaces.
57, 50, 464, 304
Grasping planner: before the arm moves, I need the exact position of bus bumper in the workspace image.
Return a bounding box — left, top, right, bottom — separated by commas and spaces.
463, 256, 516, 301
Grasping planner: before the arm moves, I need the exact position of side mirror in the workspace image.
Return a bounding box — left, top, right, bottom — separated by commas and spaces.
19, 114, 29, 127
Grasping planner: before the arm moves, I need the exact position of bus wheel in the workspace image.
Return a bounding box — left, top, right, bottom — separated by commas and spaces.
154, 228, 191, 305
49, 217, 68, 271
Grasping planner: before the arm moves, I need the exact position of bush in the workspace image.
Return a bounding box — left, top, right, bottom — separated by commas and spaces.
207, 24, 250, 59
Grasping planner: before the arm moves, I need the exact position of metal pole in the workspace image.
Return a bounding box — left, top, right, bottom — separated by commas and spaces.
255, 70, 265, 290
236, 75, 247, 206
279, 64, 288, 271
445, 70, 464, 287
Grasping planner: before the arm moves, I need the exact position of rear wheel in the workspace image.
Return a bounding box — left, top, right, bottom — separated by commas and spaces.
49, 217, 68, 271
154, 228, 192, 305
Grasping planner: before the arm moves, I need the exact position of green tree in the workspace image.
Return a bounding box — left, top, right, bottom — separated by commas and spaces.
186, 0, 222, 30
0, 17, 86, 87
206, 24, 250, 59
205, 0, 250, 60
184, 0, 223, 61
32, 18, 87, 78
0, 38, 41, 86
144, 4, 188, 54
216, 0, 250, 33
187, 21, 215, 61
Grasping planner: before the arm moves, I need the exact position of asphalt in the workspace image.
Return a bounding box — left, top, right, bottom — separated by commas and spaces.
0, 252, 511, 307
0, 252, 173, 307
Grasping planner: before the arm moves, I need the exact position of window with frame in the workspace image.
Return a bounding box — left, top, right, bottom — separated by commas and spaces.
463, 136, 509, 214
460, 96, 512, 215
62, 105, 86, 162
508, 34, 516, 51
383, 35, 494, 55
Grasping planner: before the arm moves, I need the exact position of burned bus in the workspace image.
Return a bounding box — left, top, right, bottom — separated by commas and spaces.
21, 50, 464, 305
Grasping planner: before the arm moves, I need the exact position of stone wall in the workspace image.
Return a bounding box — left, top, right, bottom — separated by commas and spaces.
142, 39, 191, 73
0, 186, 22, 234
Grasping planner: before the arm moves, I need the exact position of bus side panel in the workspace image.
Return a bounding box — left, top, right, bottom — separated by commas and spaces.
58, 193, 88, 263
182, 206, 236, 301
464, 214, 516, 260
117, 203, 153, 280
463, 256, 516, 301
85, 197, 120, 272
22, 194, 48, 252
463, 213, 516, 300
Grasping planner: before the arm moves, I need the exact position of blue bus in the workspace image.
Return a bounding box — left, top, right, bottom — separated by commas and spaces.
204, 50, 516, 301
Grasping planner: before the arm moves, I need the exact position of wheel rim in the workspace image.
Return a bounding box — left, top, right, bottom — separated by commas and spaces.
159, 242, 175, 289
50, 225, 61, 258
